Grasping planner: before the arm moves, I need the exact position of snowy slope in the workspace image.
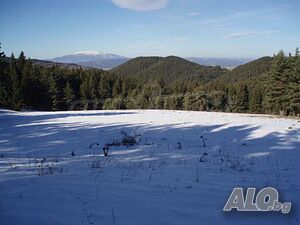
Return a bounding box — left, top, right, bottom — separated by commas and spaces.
0, 110, 299, 225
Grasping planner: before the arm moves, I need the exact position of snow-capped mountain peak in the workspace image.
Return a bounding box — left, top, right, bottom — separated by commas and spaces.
73, 50, 104, 55
51, 51, 128, 65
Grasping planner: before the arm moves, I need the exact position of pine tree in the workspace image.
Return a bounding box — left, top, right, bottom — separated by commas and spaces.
63, 82, 75, 110
164, 94, 184, 110
20, 59, 39, 109
0, 47, 298, 116
288, 49, 300, 116
18, 51, 26, 71
48, 75, 59, 111
89, 74, 100, 109
208, 90, 227, 111
249, 85, 263, 113
80, 76, 91, 109
154, 95, 164, 109
10, 53, 23, 110
113, 77, 122, 97
227, 86, 237, 112
184, 91, 209, 111
0, 44, 4, 58
264, 51, 289, 115
0, 43, 10, 107
121, 77, 137, 97
103, 98, 113, 110
99, 74, 112, 99
234, 83, 249, 113
111, 96, 125, 109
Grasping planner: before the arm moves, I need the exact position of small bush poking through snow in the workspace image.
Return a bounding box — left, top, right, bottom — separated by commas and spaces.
120, 129, 141, 146
103, 144, 109, 157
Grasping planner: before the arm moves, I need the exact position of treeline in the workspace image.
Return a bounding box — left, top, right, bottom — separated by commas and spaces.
0, 45, 299, 116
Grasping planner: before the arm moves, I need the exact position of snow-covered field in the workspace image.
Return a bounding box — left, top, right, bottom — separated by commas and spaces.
0, 109, 299, 225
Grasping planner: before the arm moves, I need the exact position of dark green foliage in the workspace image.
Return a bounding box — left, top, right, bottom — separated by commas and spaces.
263, 51, 293, 115
99, 73, 113, 99
113, 77, 122, 97
164, 94, 184, 110
220, 56, 272, 82
21, 60, 49, 110
288, 49, 300, 116
249, 85, 263, 114
232, 83, 249, 113
48, 75, 60, 111
10, 53, 23, 110
207, 90, 227, 112
112, 56, 225, 83
0, 43, 10, 107
183, 91, 209, 111
63, 82, 75, 109
112, 57, 161, 77
0, 46, 298, 117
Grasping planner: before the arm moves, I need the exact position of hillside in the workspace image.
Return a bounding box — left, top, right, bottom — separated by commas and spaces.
4, 57, 90, 70
31, 59, 92, 69
186, 57, 251, 68
218, 56, 273, 82
76, 58, 129, 70
111, 56, 226, 82
111, 56, 161, 76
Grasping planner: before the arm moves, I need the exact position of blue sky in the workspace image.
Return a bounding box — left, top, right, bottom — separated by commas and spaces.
1, 0, 299, 59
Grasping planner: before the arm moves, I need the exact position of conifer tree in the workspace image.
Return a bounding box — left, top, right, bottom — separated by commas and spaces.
0, 43, 10, 107
89, 74, 100, 109
99, 74, 112, 99
63, 82, 75, 109
48, 75, 59, 111
20, 59, 39, 109
288, 49, 300, 116
154, 95, 164, 109
249, 86, 263, 113
184, 91, 208, 111
264, 51, 289, 115
113, 77, 122, 97
0, 48, 298, 116
10, 53, 23, 110
208, 90, 227, 111
234, 83, 249, 113
80, 76, 91, 109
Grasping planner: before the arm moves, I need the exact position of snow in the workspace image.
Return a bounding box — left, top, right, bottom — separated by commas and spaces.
0, 109, 299, 225
73, 51, 104, 56
72, 51, 126, 59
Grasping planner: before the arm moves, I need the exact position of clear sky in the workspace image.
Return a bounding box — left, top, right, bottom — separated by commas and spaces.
1, 0, 299, 59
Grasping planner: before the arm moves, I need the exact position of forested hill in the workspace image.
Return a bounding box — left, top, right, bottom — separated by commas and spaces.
31, 59, 91, 70
111, 56, 161, 76
0, 45, 299, 116
217, 56, 273, 82
4, 57, 90, 70
111, 56, 226, 82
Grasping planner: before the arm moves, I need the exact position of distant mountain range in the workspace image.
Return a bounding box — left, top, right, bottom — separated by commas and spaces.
51, 51, 129, 70
185, 57, 252, 69
50, 51, 252, 69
